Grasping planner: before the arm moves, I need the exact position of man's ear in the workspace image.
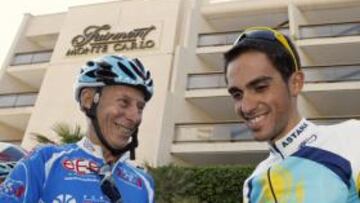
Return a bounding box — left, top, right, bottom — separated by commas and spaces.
289, 71, 304, 97
79, 88, 96, 111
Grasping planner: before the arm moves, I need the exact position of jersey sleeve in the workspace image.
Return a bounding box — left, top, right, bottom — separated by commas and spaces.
132, 166, 156, 203
333, 119, 360, 200
147, 173, 155, 203
347, 120, 360, 200
0, 146, 48, 202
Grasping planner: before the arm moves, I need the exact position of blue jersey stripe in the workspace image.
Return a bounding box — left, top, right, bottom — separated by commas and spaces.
247, 177, 253, 203
292, 146, 352, 188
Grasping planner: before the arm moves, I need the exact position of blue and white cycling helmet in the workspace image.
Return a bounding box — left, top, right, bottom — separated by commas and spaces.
74, 55, 154, 102
74, 55, 154, 159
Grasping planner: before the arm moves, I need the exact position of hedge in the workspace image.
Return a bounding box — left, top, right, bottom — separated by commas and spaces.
147, 165, 255, 203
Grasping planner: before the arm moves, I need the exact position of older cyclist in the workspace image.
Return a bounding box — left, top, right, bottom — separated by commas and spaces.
0, 55, 155, 203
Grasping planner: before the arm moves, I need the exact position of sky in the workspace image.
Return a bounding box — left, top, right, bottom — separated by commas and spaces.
0, 0, 237, 68
0, 0, 114, 68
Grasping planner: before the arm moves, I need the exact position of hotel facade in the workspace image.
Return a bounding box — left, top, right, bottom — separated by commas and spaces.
0, 0, 359, 166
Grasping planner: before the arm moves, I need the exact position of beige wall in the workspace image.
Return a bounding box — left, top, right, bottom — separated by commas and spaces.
0, 74, 36, 94
22, 62, 85, 149
0, 123, 24, 142
26, 13, 66, 37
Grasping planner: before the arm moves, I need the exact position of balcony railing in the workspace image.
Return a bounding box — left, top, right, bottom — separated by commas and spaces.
11, 50, 53, 66
187, 72, 226, 90
299, 22, 360, 39
175, 122, 252, 143
174, 117, 359, 143
197, 28, 289, 47
197, 22, 360, 47
187, 64, 360, 90
305, 64, 360, 83
0, 92, 38, 108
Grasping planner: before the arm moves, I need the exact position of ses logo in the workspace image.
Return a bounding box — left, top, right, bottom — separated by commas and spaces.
83, 195, 108, 203
0, 179, 25, 199
62, 159, 100, 175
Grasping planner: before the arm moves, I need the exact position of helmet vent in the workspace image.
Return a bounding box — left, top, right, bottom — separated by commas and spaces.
85, 70, 96, 78
133, 58, 145, 72
87, 61, 95, 66
129, 62, 145, 80
117, 62, 136, 80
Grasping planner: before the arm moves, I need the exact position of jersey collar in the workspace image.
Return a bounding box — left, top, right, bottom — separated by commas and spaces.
77, 137, 129, 163
269, 118, 317, 158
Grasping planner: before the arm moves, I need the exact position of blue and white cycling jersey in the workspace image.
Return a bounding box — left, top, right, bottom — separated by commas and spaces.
0, 137, 155, 203
243, 119, 360, 203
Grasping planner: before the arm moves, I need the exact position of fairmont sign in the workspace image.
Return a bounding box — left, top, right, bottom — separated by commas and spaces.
66, 24, 156, 56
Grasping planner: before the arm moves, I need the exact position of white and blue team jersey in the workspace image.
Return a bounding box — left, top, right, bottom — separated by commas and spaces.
0, 137, 155, 203
243, 119, 360, 203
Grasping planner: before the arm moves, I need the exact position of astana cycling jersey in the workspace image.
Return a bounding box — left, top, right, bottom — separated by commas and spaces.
243, 119, 360, 203
0, 137, 155, 203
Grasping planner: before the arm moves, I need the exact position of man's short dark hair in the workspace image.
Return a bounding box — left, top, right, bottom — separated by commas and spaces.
224, 34, 301, 82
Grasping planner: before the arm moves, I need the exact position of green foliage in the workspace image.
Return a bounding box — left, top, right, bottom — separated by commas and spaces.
32, 123, 84, 145
148, 165, 255, 203
32, 133, 56, 144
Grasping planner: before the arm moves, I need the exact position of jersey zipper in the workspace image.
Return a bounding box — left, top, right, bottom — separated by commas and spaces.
267, 167, 278, 203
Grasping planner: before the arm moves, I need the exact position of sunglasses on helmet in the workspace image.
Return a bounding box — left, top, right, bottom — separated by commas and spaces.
234, 27, 299, 71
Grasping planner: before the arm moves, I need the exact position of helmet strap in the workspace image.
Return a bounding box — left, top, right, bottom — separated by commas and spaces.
84, 88, 138, 160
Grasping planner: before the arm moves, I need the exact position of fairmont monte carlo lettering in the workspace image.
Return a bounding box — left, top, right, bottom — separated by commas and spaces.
66, 24, 156, 56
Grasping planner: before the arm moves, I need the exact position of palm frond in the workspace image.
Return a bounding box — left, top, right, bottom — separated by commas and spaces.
32, 123, 85, 145
31, 132, 57, 144
52, 123, 84, 144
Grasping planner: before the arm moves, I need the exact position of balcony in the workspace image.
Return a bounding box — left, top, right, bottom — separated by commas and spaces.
0, 92, 38, 109
198, 28, 289, 47
294, 0, 360, 26
299, 22, 360, 39
174, 117, 354, 143
175, 121, 252, 143
11, 50, 52, 66
172, 120, 267, 165
24, 13, 63, 49
196, 28, 289, 69
186, 64, 360, 119
196, 22, 360, 68
200, 0, 288, 32
6, 50, 52, 89
0, 93, 36, 139
297, 22, 360, 65
188, 64, 360, 90
172, 116, 358, 165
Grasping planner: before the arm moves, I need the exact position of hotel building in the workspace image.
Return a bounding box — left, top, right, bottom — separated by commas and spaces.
0, 0, 359, 166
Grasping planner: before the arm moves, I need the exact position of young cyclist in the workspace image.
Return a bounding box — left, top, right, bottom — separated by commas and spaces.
224, 27, 360, 202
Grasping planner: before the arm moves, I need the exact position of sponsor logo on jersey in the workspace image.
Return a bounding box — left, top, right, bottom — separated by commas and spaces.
282, 122, 308, 148
83, 195, 108, 203
62, 158, 100, 175
115, 167, 143, 189
0, 178, 25, 199
52, 194, 76, 203
299, 134, 317, 148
